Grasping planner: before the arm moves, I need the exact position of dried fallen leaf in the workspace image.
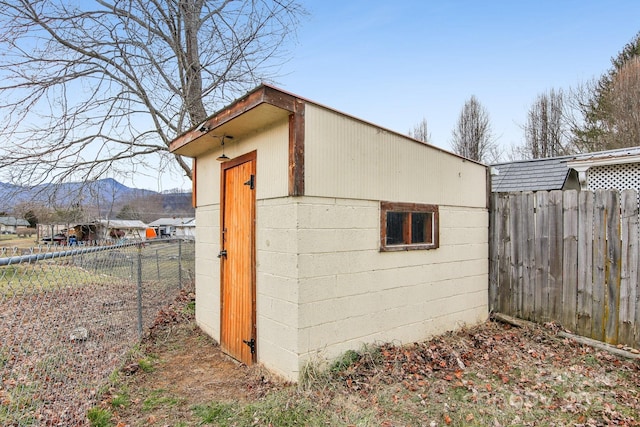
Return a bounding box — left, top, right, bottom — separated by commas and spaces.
443, 414, 452, 424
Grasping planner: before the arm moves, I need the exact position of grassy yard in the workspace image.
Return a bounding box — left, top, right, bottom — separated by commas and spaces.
92, 294, 640, 427
0, 240, 194, 426
0, 235, 39, 250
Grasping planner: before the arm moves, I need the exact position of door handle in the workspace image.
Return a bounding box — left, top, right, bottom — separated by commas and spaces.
217, 250, 227, 259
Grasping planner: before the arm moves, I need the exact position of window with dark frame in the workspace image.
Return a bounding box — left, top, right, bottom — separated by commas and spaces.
380, 202, 439, 251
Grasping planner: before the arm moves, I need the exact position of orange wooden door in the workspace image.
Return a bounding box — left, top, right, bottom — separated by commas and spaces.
220, 152, 256, 364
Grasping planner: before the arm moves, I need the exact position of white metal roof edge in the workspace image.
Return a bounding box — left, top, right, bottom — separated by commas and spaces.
567, 153, 640, 171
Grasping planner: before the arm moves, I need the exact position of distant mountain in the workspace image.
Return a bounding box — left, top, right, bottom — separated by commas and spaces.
0, 178, 194, 219
0, 181, 22, 201
0, 178, 153, 206
161, 191, 194, 211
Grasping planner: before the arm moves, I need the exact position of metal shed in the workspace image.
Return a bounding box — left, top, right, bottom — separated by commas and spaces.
170, 85, 489, 381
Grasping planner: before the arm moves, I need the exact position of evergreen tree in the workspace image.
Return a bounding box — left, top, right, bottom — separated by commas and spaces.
574, 32, 640, 151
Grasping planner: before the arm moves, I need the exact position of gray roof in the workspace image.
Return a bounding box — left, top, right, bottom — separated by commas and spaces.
0, 216, 30, 227
491, 146, 640, 192
491, 156, 574, 192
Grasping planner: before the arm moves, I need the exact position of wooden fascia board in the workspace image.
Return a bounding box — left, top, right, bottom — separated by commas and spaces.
170, 85, 306, 197
289, 100, 305, 196
170, 85, 299, 153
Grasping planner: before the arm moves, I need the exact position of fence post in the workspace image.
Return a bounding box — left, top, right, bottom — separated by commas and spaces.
137, 243, 143, 338
178, 239, 183, 289
156, 249, 160, 280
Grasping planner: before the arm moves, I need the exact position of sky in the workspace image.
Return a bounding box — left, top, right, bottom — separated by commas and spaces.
108, 0, 640, 191
271, 0, 640, 160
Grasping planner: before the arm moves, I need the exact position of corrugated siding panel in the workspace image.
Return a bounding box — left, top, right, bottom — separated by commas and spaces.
195, 119, 289, 206
304, 104, 487, 207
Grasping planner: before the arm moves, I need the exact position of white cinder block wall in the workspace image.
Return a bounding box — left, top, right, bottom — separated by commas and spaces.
198, 192, 488, 381
193, 205, 221, 340
255, 198, 300, 378
292, 197, 488, 379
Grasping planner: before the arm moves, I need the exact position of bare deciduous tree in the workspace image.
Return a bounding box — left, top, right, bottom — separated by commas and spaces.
521, 89, 570, 159
450, 95, 496, 163
408, 117, 430, 143
0, 0, 304, 188
597, 57, 640, 148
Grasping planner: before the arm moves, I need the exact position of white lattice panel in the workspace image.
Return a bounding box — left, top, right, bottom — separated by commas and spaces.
587, 163, 640, 191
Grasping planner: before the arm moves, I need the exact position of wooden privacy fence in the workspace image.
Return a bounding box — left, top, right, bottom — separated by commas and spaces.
490, 189, 640, 348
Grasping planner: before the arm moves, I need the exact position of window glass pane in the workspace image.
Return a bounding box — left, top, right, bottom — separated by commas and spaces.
386, 211, 406, 245
411, 212, 432, 244
380, 202, 438, 251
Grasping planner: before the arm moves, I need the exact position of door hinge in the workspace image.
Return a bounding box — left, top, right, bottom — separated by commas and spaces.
217, 250, 227, 259
243, 338, 256, 354
244, 174, 255, 190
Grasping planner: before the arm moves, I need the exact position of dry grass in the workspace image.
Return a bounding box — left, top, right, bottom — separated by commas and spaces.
1, 241, 192, 426
97, 300, 640, 427
0, 235, 39, 250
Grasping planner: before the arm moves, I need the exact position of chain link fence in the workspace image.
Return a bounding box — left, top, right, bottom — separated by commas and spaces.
0, 238, 195, 426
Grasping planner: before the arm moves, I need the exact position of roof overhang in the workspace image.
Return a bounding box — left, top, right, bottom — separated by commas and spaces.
170, 84, 301, 158
567, 153, 640, 171
567, 152, 640, 190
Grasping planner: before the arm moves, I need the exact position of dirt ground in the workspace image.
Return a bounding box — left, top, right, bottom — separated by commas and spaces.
102, 291, 640, 426
102, 292, 287, 426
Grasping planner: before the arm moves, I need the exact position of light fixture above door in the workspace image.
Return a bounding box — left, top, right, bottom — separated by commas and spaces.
215, 135, 233, 161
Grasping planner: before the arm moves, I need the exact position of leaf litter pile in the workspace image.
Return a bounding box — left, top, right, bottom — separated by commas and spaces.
108, 304, 640, 426
329, 319, 640, 426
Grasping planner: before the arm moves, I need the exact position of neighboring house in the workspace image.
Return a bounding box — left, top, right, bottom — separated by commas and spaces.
176, 218, 196, 237
148, 217, 196, 238
491, 146, 640, 193
0, 217, 30, 234
169, 84, 489, 381
567, 147, 640, 191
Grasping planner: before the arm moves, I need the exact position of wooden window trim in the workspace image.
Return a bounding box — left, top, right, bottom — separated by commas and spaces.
380, 201, 439, 252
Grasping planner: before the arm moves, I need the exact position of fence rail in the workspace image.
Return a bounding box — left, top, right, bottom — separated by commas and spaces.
490, 189, 640, 349
0, 238, 195, 426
